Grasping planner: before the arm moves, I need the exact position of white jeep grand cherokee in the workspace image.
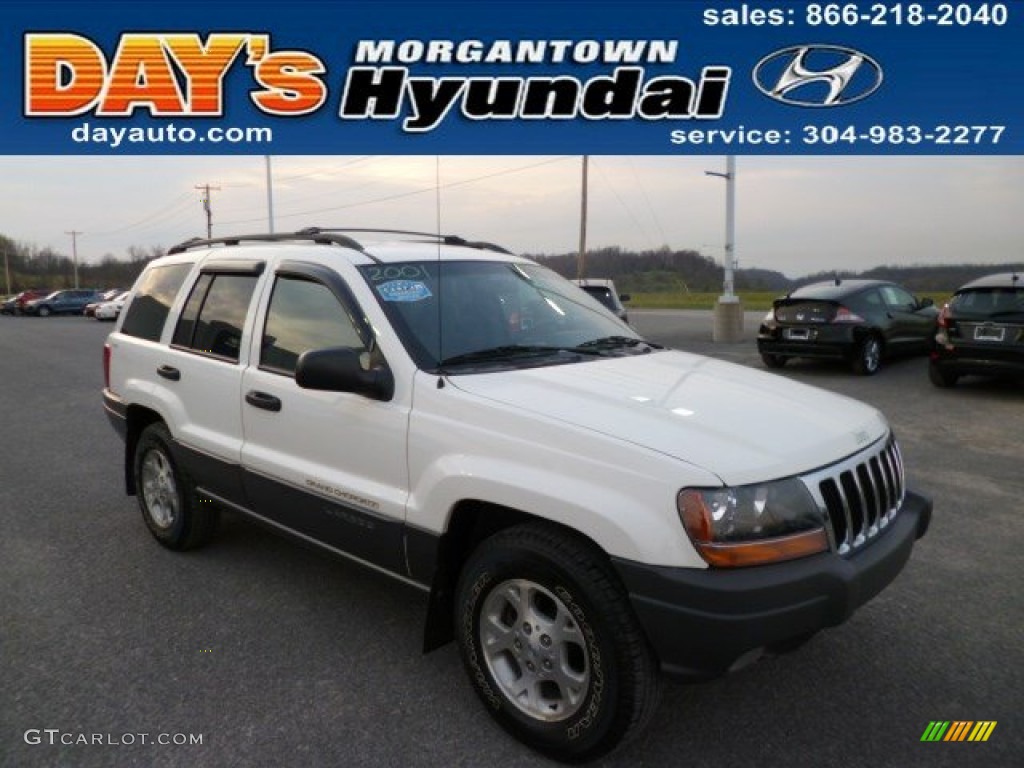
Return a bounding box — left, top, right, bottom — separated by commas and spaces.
102, 229, 931, 762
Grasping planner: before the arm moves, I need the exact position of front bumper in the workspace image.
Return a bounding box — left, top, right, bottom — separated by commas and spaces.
613, 489, 931, 681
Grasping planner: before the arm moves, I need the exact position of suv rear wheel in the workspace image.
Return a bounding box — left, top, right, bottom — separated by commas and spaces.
455, 522, 659, 763
761, 353, 788, 369
134, 423, 218, 550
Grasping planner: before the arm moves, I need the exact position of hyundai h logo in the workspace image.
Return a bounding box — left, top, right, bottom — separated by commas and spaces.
753, 45, 883, 107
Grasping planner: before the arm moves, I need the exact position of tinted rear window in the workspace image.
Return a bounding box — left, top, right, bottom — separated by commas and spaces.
950, 287, 1024, 316
172, 273, 258, 362
120, 263, 192, 342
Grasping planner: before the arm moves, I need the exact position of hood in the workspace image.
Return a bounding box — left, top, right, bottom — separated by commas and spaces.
449, 350, 888, 486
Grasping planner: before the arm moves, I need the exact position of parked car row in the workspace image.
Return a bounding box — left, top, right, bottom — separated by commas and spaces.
0, 288, 52, 315
0, 288, 129, 320
757, 273, 1023, 388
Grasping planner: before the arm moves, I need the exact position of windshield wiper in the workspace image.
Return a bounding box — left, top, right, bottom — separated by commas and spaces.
440, 345, 589, 367
573, 336, 662, 353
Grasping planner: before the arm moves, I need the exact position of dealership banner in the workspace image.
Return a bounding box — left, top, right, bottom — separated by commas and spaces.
1, 0, 1020, 154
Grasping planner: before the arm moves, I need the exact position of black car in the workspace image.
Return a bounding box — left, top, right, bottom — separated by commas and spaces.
758, 279, 939, 375
22, 289, 101, 317
929, 272, 1024, 387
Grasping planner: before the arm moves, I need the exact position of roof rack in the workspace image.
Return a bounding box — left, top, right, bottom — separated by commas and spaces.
167, 228, 514, 259
167, 230, 366, 255
296, 228, 514, 255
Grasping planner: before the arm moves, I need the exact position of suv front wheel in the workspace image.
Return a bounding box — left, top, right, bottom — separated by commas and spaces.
455, 523, 659, 763
134, 423, 218, 550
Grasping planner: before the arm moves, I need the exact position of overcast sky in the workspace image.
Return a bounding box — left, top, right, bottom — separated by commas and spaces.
1, 155, 1020, 278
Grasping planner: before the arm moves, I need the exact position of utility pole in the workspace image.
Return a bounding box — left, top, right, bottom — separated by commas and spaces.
265, 156, 275, 233
64, 230, 83, 289
3, 246, 11, 296
195, 183, 221, 239
577, 155, 588, 280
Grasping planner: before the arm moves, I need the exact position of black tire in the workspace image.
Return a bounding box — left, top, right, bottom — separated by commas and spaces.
928, 361, 958, 388
455, 523, 660, 763
133, 423, 218, 550
761, 353, 787, 369
851, 335, 882, 376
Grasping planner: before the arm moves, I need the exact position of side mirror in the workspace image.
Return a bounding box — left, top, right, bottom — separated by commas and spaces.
917, 297, 934, 309
295, 347, 394, 401
619, 293, 631, 303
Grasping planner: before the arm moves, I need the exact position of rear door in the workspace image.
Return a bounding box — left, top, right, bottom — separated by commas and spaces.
239, 261, 410, 574
156, 260, 264, 503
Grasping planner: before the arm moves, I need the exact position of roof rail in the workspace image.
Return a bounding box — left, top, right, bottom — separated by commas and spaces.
297, 228, 513, 255
167, 230, 367, 255
166, 228, 514, 259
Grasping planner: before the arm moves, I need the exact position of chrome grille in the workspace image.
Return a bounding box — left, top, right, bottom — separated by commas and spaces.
802, 437, 905, 556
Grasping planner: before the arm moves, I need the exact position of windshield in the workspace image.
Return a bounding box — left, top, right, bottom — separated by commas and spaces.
360, 260, 648, 372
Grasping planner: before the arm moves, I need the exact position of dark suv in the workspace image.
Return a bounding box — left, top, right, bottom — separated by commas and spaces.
929, 272, 1024, 387
758, 279, 939, 375
22, 289, 100, 317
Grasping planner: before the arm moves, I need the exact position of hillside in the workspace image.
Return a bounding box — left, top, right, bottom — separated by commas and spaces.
532, 246, 1023, 295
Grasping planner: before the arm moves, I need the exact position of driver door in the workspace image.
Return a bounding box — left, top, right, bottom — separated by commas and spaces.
239, 265, 410, 574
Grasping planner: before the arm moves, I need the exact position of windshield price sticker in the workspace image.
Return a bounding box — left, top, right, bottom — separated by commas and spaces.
377, 280, 433, 303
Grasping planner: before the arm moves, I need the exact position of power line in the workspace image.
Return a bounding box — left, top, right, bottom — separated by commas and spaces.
217, 157, 571, 228
592, 159, 658, 250
626, 158, 670, 246
274, 156, 373, 183
90, 190, 195, 237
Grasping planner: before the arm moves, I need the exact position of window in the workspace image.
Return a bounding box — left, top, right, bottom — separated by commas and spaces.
172, 274, 213, 348
880, 285, 916, 310
862, 290, 884, 308
171, 273, 258, 362
121, 263, 193, 342
261, 276, 365, 375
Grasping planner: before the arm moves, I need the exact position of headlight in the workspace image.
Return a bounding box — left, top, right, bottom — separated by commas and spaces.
762, 310, 775, 323
677, 478, 828, 567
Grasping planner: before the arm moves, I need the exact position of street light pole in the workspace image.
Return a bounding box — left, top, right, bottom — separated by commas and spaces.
265, 156, 275, 233
577, 155, 589, 280
704, 156, 743, 342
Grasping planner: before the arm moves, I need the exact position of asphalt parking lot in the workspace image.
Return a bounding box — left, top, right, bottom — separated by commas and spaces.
2, 312, 1021, 768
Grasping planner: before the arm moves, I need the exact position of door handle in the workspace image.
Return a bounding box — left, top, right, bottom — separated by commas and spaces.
156, 365, 181, 381
245, 390, 282, 413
